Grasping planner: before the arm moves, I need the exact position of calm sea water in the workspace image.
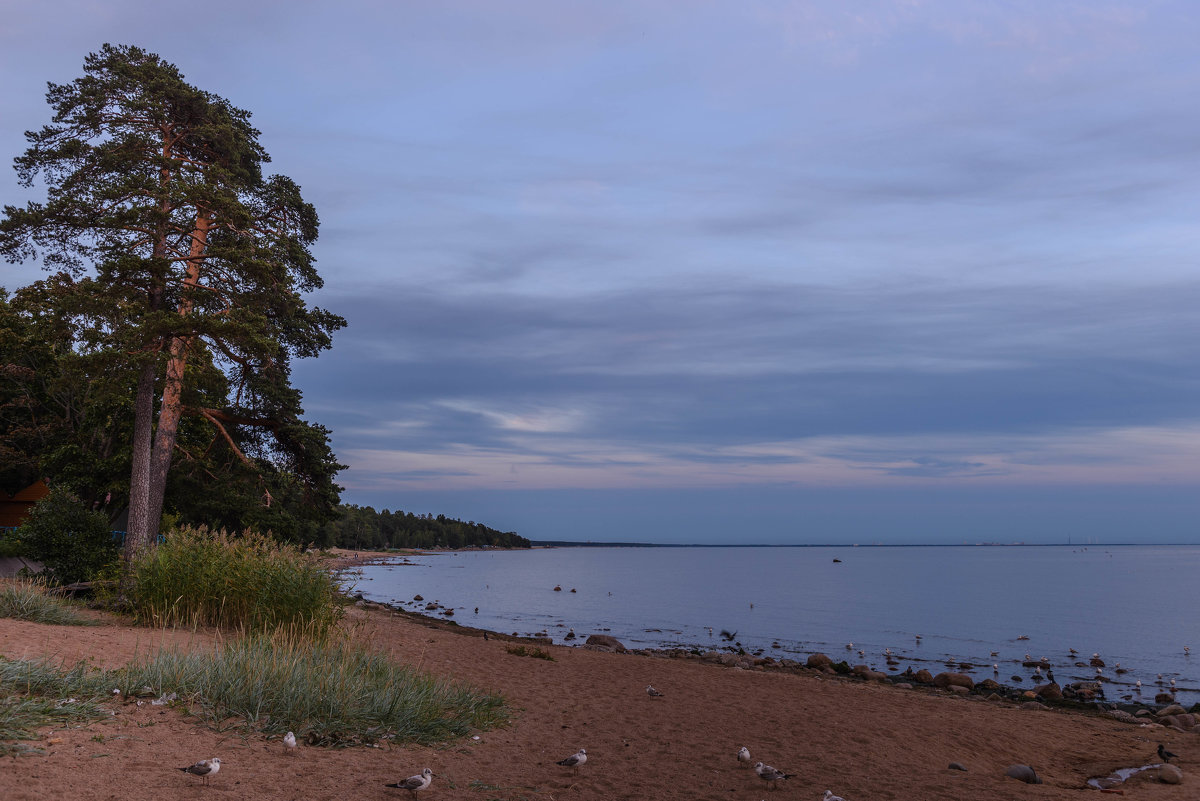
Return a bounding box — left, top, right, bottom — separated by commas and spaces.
353, 545, 1200, 704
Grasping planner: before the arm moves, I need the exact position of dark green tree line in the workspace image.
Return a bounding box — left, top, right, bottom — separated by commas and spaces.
324, 505, 530, 551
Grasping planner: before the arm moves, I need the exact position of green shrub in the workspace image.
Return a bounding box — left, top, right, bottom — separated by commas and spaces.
17, 487, 118, 585
0, 579, 95, 626
0, 528, 25, 558
126, 526, 344, 636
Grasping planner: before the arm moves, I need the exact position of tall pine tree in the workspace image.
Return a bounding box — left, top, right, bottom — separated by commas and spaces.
0, 44, 345, 560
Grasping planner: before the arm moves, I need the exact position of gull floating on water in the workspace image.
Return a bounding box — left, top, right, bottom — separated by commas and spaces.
737, 746, 751, 766
179, 757, 221, 784
386, 768, 433, 798
824, 791, 848, 801
557, 748, 587, 770
754, 762, 793, 789
283, 731, 297, 754
646, 684, 664, 698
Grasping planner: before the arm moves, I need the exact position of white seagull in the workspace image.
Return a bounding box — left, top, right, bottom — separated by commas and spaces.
557, 748, 587, 770
283, 731, 297, 754
179, 757, 221, 784
646, 684, 664, 697
385, 768, 433, 798
754, 761, 793, 789
737, 746, 751, 766
824, 791, 848, 801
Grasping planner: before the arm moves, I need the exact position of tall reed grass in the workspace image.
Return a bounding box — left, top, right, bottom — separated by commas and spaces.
125, 527, 343, 636
0, 579, 96, 626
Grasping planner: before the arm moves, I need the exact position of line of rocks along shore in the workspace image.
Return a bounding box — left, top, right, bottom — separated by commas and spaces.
345, 593, 1200, 736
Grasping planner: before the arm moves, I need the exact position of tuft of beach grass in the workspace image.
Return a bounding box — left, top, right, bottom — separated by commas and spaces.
0, 579, 96, 626
115, 629, 507, 746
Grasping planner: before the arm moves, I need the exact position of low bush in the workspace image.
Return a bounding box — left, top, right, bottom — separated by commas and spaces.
17, 487, 118, 585
125, 526, 344, 636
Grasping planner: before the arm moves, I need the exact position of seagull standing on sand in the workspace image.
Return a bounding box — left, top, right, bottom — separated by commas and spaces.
824, 791, 848, 801
1158, 744, 1178, 763
385, 768, 433, 798
754, 762, 793, 790
283, 731, 297, 755
646, 684, 664, 698
557, 748, 587, 771
737, 746, 751, 767
179, 757, 221, 784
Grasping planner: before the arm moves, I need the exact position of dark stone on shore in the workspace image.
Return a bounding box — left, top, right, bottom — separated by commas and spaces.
807, 653, 833, 670
947, 685, 969, 695
1158, 703, 1187, 716
977, 679, 1002, 692
914, 669, 934, 684
1011, 676, 1023, 682
1021, 701, 1049, 710
1034, 682, 1063, 701
1005, 764, 1043, 784
933, 672, 974, 691
584, 634, 626, 652
413, 594, 423, 601
1156, 692, 1175, 704
553, 585, 562, 591
1160, 713, 1197, 731
1090, 656, 1105, 667
948, 762, 967, 771
1159, 764, 1183, 784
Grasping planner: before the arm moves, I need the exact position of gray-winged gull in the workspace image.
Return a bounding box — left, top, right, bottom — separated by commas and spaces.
283, 731, 297, 754
824, 791, 848, 801
179, 757, 221, 784
737, 746, 751, 766
754, 761, 793, 789
646, 684, 664, 697
557, 748, 587, 770
385, 767, 433, 798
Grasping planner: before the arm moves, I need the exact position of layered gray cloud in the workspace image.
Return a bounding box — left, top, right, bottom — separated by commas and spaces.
5, 1, 1200, 540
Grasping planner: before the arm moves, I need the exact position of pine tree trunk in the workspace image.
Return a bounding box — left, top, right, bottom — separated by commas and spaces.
143, 214, 212, 538
123, 361, 158, 564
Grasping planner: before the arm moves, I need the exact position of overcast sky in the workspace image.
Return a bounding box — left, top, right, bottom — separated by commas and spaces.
4, 1, 1200, 544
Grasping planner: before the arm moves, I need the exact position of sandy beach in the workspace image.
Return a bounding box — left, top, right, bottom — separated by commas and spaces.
0, 560, 1194, 800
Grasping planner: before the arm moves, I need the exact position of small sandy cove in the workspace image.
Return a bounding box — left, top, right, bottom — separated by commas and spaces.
0, 561, 1192, 800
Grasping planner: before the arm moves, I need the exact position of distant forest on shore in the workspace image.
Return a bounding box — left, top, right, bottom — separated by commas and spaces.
322, 504, 530, 550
